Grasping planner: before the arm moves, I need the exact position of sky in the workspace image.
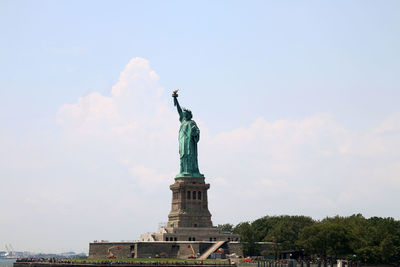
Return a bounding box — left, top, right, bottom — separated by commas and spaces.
0, 0, 400, 254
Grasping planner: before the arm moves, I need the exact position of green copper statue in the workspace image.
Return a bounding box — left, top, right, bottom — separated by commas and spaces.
172, 90, 203, 178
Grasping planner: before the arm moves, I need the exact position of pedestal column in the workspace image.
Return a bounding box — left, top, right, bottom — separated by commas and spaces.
167, 177, 212, 228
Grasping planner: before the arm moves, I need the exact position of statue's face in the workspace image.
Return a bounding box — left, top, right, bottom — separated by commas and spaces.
183, 111, 192, 120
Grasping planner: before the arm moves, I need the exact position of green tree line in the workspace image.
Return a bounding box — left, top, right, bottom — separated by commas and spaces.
217, 214, 400, 264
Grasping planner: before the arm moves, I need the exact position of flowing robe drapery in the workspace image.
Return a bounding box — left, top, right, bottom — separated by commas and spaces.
178, 118, 200, 176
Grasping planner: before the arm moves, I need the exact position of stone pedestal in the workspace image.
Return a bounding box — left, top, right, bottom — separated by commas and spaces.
140, 175, 239, 243
167, 176, 212, 228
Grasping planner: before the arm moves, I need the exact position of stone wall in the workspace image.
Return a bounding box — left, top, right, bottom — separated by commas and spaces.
140, 227, 240, 242
134, 242, 174, 258
256, 242, 274, 254
168, 177, 212, 228
89, 241, 243, 259
89, 242, 134, 259
226, 242, 243, 257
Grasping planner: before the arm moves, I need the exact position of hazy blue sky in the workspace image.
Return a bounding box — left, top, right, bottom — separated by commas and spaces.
1, 0, 400, 253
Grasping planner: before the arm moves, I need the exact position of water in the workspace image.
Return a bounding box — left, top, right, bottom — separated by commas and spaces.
0, 259, 15, 267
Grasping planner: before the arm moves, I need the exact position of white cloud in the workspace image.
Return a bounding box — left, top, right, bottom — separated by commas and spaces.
58, 92, 120, 134
130, 165, 173, 192
52, 57, 400, 227
57, 57, 174, 137
204, 112, 400, 223
1, 57, 400, 252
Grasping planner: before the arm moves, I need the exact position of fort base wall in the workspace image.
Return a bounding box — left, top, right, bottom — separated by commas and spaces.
88, 241, 243, 259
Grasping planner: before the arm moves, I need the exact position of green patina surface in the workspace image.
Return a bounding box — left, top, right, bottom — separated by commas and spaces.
173, 92, 204, 178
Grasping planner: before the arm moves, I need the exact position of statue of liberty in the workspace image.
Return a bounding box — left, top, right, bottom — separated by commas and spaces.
172, 90, 203, 178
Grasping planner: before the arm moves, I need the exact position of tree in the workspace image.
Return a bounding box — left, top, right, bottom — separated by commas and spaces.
229, 214, 400, 263
216, 223, 234, 232
264, 216, 315, 258
297, 219, 352, 259
233, 222, 260, 256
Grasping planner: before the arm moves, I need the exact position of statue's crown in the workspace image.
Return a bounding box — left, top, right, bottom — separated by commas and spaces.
182, 108, 193, 118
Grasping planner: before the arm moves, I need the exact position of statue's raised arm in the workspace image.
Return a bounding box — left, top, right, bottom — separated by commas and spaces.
172, 90, 183, 121
171, 90, 203, 178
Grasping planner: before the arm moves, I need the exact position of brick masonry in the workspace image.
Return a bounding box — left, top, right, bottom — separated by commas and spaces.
88, 241, 243, 259
168, 177, 212, 228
